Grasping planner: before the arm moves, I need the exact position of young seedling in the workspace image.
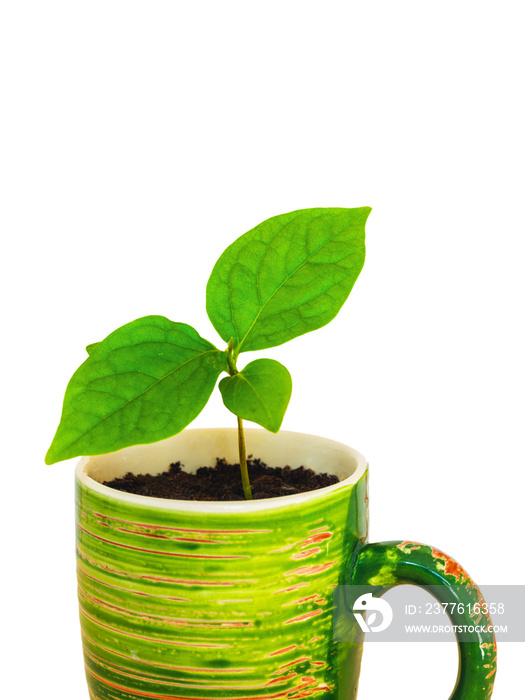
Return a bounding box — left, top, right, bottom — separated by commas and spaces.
46, 207, 370, 499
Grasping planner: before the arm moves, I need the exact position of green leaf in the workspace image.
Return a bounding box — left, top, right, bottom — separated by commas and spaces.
86, 342, 99, 355
206, 207, 370, 353
45, 316, 227, 464
219, 358, 292, 432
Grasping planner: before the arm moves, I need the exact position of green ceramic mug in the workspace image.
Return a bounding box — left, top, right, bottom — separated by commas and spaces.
76, 428, 497, 699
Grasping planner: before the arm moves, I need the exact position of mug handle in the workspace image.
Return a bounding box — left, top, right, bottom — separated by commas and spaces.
351, 541, 497, 699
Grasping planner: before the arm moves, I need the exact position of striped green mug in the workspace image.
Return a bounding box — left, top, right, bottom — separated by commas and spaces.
76, 428, 497, 699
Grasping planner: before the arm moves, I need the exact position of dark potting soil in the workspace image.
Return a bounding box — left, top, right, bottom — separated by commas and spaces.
102, 458, 339, 501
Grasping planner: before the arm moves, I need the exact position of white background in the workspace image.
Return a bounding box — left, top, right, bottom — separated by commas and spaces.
1, 2, 523, 698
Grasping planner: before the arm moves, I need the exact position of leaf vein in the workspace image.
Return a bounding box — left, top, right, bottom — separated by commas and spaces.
56, 349, 221, 457
236, 218, 355, 352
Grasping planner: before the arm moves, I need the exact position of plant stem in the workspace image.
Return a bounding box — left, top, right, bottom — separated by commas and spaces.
225, 340, 253, 500
226, 339, 237, 375
237, 416, 252, 500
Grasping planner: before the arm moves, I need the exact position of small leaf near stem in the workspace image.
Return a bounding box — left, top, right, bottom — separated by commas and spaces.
225, 341, 253, 500
219, 359, 292, 433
